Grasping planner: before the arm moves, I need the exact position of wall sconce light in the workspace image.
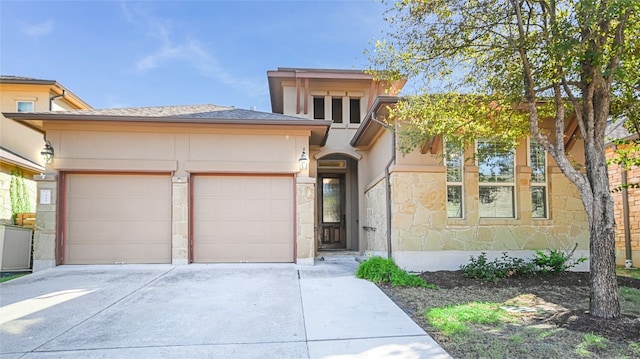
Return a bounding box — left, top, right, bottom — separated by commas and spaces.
41, 141, 54, 164
299, 147, 309, 170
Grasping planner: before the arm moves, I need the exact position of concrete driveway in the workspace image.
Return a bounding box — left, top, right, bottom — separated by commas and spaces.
1, 260, 451, 359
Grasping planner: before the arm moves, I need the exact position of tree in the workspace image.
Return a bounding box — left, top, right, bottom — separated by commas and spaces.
369, 0, 639, 318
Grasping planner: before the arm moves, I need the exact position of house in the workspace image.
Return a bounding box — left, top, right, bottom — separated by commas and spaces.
605, 118, 639, 267
0, 76, 91, 225
4, 68, 591, 272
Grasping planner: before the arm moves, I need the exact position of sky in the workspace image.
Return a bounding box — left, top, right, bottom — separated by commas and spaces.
0, 0, 390, 112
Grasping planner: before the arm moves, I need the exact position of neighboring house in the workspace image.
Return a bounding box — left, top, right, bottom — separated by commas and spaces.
0, 76, 91, 225
605, 118, 639, 267
4, 68, 591, 272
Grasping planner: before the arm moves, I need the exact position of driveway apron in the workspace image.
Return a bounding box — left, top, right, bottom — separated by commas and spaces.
1, 261, 451, 358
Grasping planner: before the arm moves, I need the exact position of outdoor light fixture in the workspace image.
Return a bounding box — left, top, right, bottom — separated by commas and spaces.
299, 147, 309, 170
41, 141, 54, 164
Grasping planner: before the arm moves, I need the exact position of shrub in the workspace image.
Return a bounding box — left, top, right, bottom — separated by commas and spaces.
460, 252, 536, 282
356, 256, 436, 288
533, 248, 587, 275
461, 247, 588, 281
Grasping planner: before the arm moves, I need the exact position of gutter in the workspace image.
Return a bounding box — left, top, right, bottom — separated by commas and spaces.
384, 130, 396, 259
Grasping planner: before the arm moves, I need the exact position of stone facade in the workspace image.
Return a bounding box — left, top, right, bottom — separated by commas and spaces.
363, 165, 590, 271
363, 178, 387, 252
296, 177, 315, 265
33, 174, 57, 271
606, 146, 640, 266
171, 177, 189, 265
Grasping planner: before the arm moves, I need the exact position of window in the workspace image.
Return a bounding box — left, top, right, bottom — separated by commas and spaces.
445, 141, 463, 218
313, 97, 325, 119
529, 138, 548, 218
349, 98, 361, 124
17, 101, 34, 112
331, 97, 343, 123
477, 140, 515, 218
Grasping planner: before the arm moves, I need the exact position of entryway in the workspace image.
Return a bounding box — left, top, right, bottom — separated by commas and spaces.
316, 155, 358, 252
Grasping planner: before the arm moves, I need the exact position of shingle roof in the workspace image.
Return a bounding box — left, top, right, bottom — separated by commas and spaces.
606, 117, 636, 143
29, 104, 310, 121
0, 75, 56, 83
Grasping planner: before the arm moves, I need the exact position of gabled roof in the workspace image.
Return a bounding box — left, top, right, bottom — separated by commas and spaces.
0, 75, 93, 110
4, 104, 332, 146
606, 117, 637, 143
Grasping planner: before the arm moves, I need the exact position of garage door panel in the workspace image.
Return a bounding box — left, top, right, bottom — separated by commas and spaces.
194, 175, 293, 263
65, 174, 171, 264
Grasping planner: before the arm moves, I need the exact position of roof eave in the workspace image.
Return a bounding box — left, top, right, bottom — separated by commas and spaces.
350, 96, 399, 147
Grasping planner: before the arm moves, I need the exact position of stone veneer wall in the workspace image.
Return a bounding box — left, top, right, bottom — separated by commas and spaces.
381, 168, 590, 271
171, 177, 189, 265
363, 178, 388, 253
606, 146, 640, 266
296, 177, 315, 265
33, 174, 57, 271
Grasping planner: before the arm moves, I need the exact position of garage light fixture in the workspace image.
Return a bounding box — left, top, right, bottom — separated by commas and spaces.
299, 148, 309, 170
41, 141, 54, 164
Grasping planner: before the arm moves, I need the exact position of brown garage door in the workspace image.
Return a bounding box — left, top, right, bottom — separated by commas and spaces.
193, 175, 294, 263
64, 173, 171, 264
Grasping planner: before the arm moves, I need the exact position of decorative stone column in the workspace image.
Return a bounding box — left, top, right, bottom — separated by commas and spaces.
32, 174, 57, 272
172, 176, 189, 265
296, 176, 315, 265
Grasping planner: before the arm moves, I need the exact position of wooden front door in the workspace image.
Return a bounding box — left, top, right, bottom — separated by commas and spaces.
318, 174, 346, 249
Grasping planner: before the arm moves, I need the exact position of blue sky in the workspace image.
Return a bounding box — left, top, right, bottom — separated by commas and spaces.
1, 0, 389, 112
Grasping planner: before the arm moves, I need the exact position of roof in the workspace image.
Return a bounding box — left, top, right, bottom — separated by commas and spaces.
0, 75, 57, 85
350, 96, 399, 147
0, 75, 92, 109
0, 146, 44, 173
605, 117, 637, 143
3, 104, 332, 146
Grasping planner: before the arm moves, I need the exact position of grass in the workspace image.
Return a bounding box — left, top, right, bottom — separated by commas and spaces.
425, 302, 516, 336
356, 256, 437, 288
618, 267, 640, 280
0, 273, 28, 283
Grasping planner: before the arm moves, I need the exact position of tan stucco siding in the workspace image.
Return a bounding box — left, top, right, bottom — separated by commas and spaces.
43, 123, 309, 175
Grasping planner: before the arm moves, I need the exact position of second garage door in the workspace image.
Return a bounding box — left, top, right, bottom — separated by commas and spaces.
65, 173, 172, 264
193, 175, 294, 263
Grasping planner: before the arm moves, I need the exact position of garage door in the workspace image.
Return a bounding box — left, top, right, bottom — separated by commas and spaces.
193, 175, 294, 263
65, 173, 172, 264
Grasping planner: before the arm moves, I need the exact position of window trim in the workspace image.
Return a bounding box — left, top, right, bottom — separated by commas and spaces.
476, 139, 517, 218
444, 140, 464, 219
528, 137, 549, 219
16, 100, 35, 112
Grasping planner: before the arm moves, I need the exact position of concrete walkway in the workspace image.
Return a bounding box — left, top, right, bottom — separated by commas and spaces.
0, 260, 451, 358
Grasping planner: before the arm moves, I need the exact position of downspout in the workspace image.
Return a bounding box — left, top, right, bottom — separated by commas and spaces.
622, 168, 633, 268
49, 90, 66, 111
384, 126, 396, 260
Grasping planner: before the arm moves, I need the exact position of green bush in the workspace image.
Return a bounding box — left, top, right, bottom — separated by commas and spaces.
533, 249, 587, 275
460, 252, 536, 282
461, 248, 588, 281
356, 256, 436, 288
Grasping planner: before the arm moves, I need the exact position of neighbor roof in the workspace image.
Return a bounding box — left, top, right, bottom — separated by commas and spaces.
4, 104, 332, 146
0, 75, 93, 109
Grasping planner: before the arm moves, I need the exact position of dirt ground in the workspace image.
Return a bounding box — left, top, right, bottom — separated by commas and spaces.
380, 271, 640, 358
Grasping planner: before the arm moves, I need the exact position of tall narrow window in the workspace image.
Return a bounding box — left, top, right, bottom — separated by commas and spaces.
349, 98, 361, 124
17, 101, 34, 112
477, 140, 516, 218
331, 97, 343, 123
445, 141, 463, 218
530, 138, 548, 218
313, 97, 325, 119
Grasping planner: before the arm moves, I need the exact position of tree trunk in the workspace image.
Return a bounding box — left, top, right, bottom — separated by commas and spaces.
583, 85, 621, 319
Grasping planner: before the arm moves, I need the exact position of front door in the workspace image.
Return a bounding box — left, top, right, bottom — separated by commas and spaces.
318, 174, 346, 249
